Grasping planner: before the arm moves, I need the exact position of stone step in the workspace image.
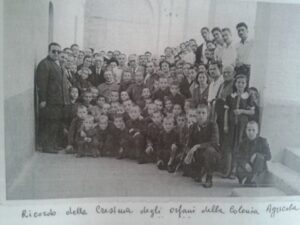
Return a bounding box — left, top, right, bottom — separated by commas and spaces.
231, 187, 285, 197
267, 162, 300, 195
282, 147, 300, 174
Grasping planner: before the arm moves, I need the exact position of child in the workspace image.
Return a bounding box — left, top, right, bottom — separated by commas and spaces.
109, 90, 120, 103
142, 102, 157, 123
184, 98, 193, 113
63, 87, 79, 132
154, 99, 164, 113
137, 87, 151, 110
163, 97, 173, 116
184, 104, 220, 188
152, 77, 171, 101
145, 111, 163, 162
111, 115, 130, 159
169, 81, 185, 108
222, 74, 255, 178
120, 91, 130, 103
119, 70, 133, 92
76, 67, 93, 92
126, 105, 146, 164
236, 121, 271, 186
108, 102, 119, 121
81, 90, 93, 111
97, 70, 120, 102
126, 70, 145, 104
90, 87, 99, 105
101, 103, 111, 116
97, 115, 115, 157
122, 99, 133, 121
248, 87, 260, 124
172, 103, 183, 119
65, 104, 88, 154
157, 117, 180, 173
76, 115, 99, 158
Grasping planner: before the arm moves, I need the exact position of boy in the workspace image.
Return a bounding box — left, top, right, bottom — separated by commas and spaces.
97, 115, 114, 157
154, 99, 164, 113
97, 70, 119, 102
126, 70, 145, 104
65, 104, 88, 154
152, 77, 171, 101
169, 81, 185, 107
172, 104, 183, 119
236, 120, 271, 186
126, 105, 146, 164
146, 111, 163, 163
81, 90, 93, 111
137, 87, 151, 110
157, 117, 180, 173
76, 115, 99, 158
184, 104, 220, 188
110, 90, 119, 103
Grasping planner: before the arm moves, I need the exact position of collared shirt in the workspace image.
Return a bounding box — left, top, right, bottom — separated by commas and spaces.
236, 39, 253, 66
214, 44, 224, 63
208, 76, 224, 103
221, 43, 237, 67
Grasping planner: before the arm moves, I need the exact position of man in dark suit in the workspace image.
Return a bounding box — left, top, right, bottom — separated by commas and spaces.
36, 42, 68, 153
88, 56, 105, 87
195, 27, 211, 65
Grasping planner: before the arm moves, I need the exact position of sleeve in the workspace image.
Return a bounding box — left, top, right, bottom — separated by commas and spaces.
236, 141, 248, 166
199, 122, 220, 149
224, 94, 231, 110
260, 138, 272, 161
187, 125, 194, 149
68, 119, 77, 145
36, 60, 49, 102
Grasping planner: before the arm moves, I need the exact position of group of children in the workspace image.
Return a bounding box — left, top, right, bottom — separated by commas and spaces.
49, 23, 271, 188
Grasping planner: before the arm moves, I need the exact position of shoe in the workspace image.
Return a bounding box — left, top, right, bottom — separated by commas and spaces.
202, 175, 213, 188
157, 160, 165, 170
167, 165, 175, 173
194, 176, 202, 183
138, 158, 147, 164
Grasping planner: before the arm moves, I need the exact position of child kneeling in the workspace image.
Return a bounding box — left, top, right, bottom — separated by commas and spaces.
236, 120, 271, 186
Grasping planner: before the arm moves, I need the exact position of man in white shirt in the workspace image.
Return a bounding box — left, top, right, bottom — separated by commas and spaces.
221, 28, 237, 67
212, 27, 225, 63
207, 61, 224, 104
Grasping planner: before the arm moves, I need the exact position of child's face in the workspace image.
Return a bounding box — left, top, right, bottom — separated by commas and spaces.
110, 103, 119, 113
249, 89, 258, 102
123, 100, 132, 112
145, 98, 152, 107
117, 106, 125, 114
120, 91, 130, 102
83, 118, 94, 130
163, 119, 174, 133
183, 64, 190, 75
77, 107, 88, 120
122, 72, 132, 82
165, 100, 173, 110
198, 65, 206, 73
196, 107, 208, 124
142, 88, 151, 99
70, 88, 79, 100
135, 72, 144, 84
114, 118, 124, 129
97, 97, 106, 107
161, 62, 169, 73
198, 72, 207, 85
110, 62, 117, 69
184, 101, 191, 112
105, 71, 114, 83
159, 78, 168, 90
236, 78, 247, 92
129, 108, 140, 120
83, 93, 93, 104
152, 113, 162, 124
99, 119, 108, 130
154, 100, 163, 112
173, 104, 182, 116
170, 85, 179, 96
177, 73, 184, 82
110, 91, 119, 102
91, 88, 99, 99
176, 116, 186, 128
102, 104, 110, 114
147, 104, 157, 116
246, 123, 258, 140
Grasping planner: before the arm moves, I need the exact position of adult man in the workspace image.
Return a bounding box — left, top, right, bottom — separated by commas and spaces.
235, 22, 253, 79
212, 27, 224, 63
70, 44, 79, 58
88, 56, 105, 87
36, 42, 68, 153
195, 27, 211, 65
207, 61, 224, 104
221, 28, 237, 67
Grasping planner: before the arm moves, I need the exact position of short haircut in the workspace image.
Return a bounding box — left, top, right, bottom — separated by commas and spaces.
247, 120, 259, 129
130, 105, 140, 112
212, 27, 222, 34
159, 60, 171, 69
63, 47, 71, 52
113, 114, 124, 121
201, 27, 209, 32
176, 112, 187, 119
236, 22, 248, 30
77, 104, 87, 112
84, 115, 94, 121
222, 27, 231, 34
48, 42, 60, 51
170, 80, 179, 87
145, 51, 151, 55
69, 86, 79, 93
152, 111, 162, 117
108, 58, 119, 66
83, 55, 92, 62
97, 94, 105, 100
209, 60, 222, 71
98, 115, 108, 122
70, 44, 79, 49
163, 116, 174, 124
82, 90, 92, 96
197, 103, 209, 112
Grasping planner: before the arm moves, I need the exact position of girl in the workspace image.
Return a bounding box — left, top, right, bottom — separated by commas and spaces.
223, 74, 255, 178
191, 71, 209, 106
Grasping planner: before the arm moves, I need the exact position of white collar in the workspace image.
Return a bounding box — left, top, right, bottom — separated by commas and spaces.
231, 92, 249, 99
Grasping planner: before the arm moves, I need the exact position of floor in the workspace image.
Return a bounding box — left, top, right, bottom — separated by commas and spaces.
7, 152, 241, 200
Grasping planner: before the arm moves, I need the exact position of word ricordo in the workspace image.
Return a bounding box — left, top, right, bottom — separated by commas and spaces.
21, 209, 56, 218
